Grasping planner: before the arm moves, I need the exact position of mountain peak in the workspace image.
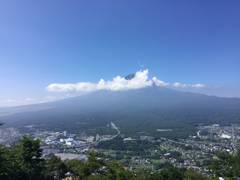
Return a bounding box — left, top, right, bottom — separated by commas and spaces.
124, 73, 135, 80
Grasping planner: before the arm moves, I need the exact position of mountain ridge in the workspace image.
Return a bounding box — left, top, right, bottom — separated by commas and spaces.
1, 86, 240, 138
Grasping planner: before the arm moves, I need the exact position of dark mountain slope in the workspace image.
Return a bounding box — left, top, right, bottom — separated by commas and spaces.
1, 87, 240, 138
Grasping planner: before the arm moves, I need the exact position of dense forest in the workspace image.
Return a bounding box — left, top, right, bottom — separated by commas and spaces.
1, 137, 240, 180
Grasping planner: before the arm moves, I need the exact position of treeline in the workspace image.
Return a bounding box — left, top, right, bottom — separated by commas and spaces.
0, 137, 239, 180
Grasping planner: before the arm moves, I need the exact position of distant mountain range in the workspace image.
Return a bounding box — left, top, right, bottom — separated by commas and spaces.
1, 86, 240, 138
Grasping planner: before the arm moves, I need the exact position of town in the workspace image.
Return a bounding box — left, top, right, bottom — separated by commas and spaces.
0, 123, 240, 176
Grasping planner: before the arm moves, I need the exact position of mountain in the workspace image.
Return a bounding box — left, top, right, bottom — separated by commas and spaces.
125, 73, 136, 80
1, 86, 240, 138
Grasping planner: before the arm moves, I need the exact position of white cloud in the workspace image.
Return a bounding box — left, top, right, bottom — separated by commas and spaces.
46, 69, 206, 93
47, 69, 153, 92
5, 99, 17, 103
152, 77, 169, 87
46, 82, 97, 92
191, 83, 206, 88
25, 98, 35, 102
0, 70, 207, 107
173, 82, 206, 89
0, 96, 62, 107
173, 82, 188, 88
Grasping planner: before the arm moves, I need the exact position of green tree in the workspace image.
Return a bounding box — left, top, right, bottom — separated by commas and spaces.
159, 166, 184, 180
134, 166, 185, 180
44, 155, 67, 180
13, 136, 44, 180
106, 161, 134, 180
232, 150, 240, 177
0, 145, 11, 179
66, 159, 87, 179
184, 169, 210, 180
209, 150, 240, 179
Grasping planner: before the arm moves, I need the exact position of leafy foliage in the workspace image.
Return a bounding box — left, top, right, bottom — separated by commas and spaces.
3, 137, 240, 180
44, 156, 67, 180
209, 150, 240, 179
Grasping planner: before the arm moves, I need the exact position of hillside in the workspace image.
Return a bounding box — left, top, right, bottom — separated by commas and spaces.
1, 87, 240, 138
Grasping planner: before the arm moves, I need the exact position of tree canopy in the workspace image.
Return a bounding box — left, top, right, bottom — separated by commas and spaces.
1, 137, 240, 180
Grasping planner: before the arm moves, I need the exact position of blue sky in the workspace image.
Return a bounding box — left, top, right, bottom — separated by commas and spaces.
0, 0, 240, 106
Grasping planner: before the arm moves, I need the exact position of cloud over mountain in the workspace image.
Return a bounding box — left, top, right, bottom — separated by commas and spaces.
46, 69, 206, 93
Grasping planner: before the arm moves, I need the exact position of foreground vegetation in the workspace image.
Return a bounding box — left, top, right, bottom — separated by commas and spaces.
0, 137, 240, 180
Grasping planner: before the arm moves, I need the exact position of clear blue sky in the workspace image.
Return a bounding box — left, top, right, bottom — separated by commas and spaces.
0, 0, 240, 106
